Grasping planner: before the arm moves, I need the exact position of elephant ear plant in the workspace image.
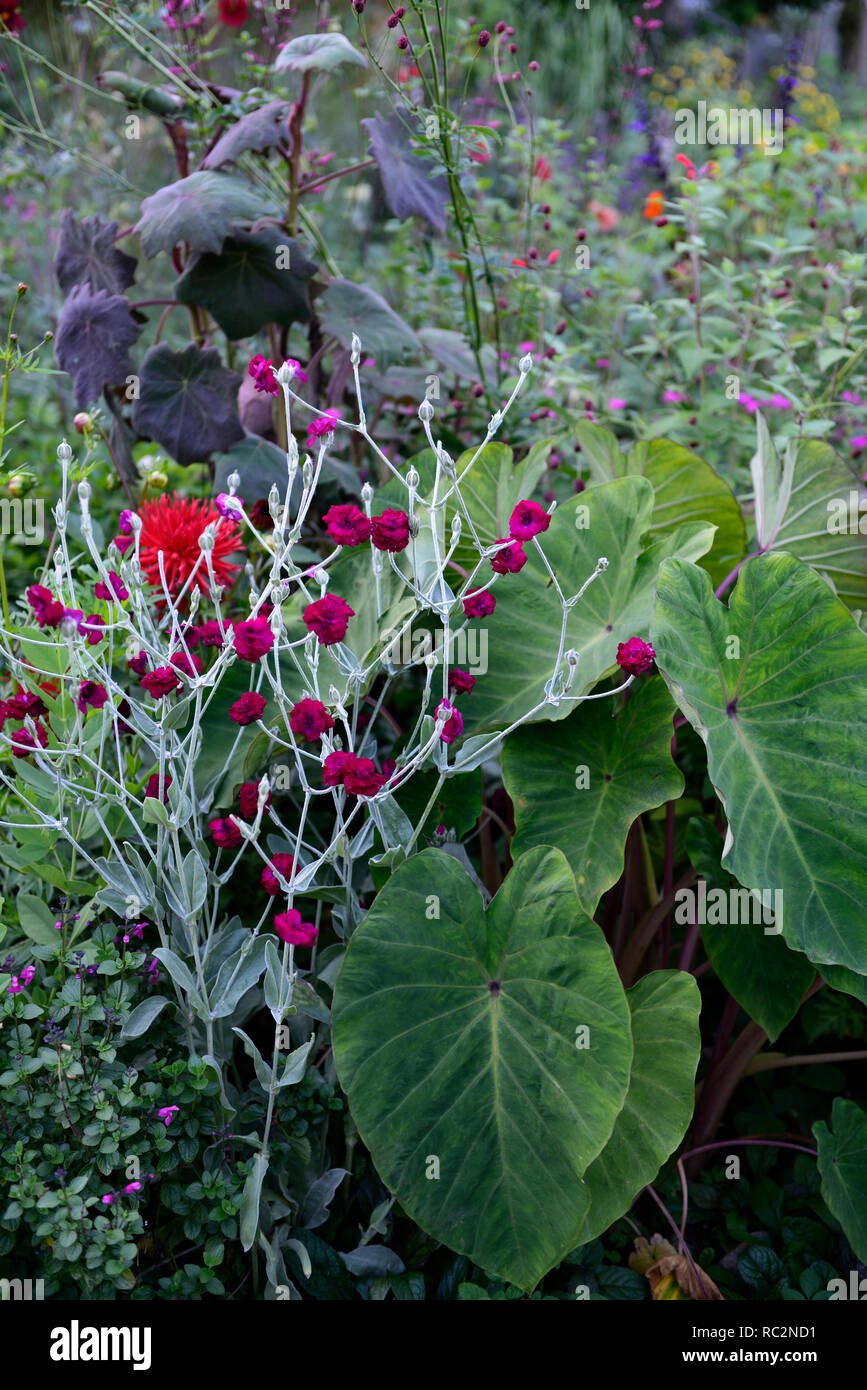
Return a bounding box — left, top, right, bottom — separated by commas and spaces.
0, 342, 713, 1291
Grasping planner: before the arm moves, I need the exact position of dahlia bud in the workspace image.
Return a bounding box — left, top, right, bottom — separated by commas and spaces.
73, 412, 92, 434
146, 470, 168, 490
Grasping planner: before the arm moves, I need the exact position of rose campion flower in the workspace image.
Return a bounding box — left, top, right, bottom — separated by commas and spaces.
509, 499, 550, 541
463, 589, 496, 619
208, 817, 243, 848
290, 698, 335, 743
94, 570, 129, 602
12, 726, 49, 757
197, 620, 228, 648
145, 772, 172, 803
215, 493, 244, 519
239, 781, 272, 820
274, 909, 318, 948
261, 853, 295, 896
5, 692, 48, 720
26, 584, 65, 628
323, 504, 372, 547
229, 691, 267, 726
323, 750, 354, 787
128, 651, 149, 675
77, 681, 109, 713
303, 594, 355, 646
343, 755, 388, 797
490, 539, 527, 574
140, 667, 183, 699
170, 651, 203, 680
306, 409, 340, 448
81, 615, 106, 645
233, 617, 275, 662
371, 508, 410, 553
448, 668, 476, 694
616, 637, 656, 676
436, 700, 464, 744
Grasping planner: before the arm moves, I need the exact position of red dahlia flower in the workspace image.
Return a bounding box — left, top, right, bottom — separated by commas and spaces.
274, 910, 318, 947
262, 853, 295, 896
303, 594, 355, 647
138, 494, 243, 600
289, 698, 335, 743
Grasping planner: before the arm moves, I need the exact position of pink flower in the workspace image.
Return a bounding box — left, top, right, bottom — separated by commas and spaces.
323, 750, 354, 788
851, 435, 867, 454
26, 584, 64, 628
306, 409, 340, 448
128, 651, 149, 676
547, 249, 561, 265
249, 354, 280, 396
145, 772, 172, 803
490, 539, 527, 574
739, 392, 759, 414
371, 508, 410, 553
239, 780, 271, 820
616, 637, 656, 676
262, 852, 295, 896
285, 358, 308, 383
229, 691, 267, 726
124, 1182, 142, 1194
101, 1193, 115, 1205
303, 594, 355, 646
463, 589, 496, 619
343, 756, 388, 797
141, 667, 183, 699
11, 726, 48, 757
94, 570, 128, 602
509, 498, 550, 541
157, 1105, 180, 1127
274, 909, 318, 948
81, 615, 106, 646
170, 651, 203, 680
663, 390, 685, 403
436, 700, 464, 744
198, 620, 228, 648
608, 397, 627, 411
118, 509, 135, 536
215, 493, 244, 519
290, 698, 335, 743
5, 692, 47, 720
77, 680, 109, 714
448, 668, 476, 694
209, 817, 243, 848
323, 504, 372, 547
233, 617, 275, 662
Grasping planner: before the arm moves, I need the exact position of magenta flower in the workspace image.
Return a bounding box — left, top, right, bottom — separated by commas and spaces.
274, 909, 318, 948
290, 698, 335, 743
145, 772, 172, 803
170, 650, 203, 680
229, 691, 268, 726
157, 1105, 180, 1128
128, 651, 149, 675
285, 358, 309, 383
141, 667, 183, 699
77, 680, 109, 714
80, 615, 106, 646
239, 781, 272, 820
5, 692, 48, 720
448, 668, 476, 694
323, 750, 354, 788
306, 409, 340, 448
249, 354, 280, 396
509, 499, 550, 541
436, 700, 464, 744
11, 726, 49, 757
323, 504, 371, 547
262, 852, 295, 896
6, 976, 23, 994
209, 817, 243, 848
616, 637, 656, 676
490, 539, 527, 574
198, 620, 228, 648
371, 509, 410, 553
662, 390, 685, 403
20, 965, 36, 986
26, 584, 65, 628
233, 617, 275, 662
215, 493, 244, 519
94, 570, 128, 603
463, 589, 496, 619
303, 594, 355, 646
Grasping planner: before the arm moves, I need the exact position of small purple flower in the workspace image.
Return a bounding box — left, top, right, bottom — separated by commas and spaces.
157, 1105, 179, 1128
215, 493, 244, 519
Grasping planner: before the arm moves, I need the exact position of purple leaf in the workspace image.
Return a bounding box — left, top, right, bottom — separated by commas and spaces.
54, 285, 141, 410
54, 210, 137, 296
131, 343, 244, 466
363, 111, 448, 234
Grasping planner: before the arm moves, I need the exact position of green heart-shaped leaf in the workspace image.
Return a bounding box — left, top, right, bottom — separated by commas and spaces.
503, 678, 683, 916
652, 552, 867, 977
814, 1099, 867, 1265
332, 846, 632, 1291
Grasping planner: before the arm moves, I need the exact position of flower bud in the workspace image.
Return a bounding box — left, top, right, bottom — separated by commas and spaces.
57, 440, 72, 465
73, 412, 92, 434
77, 480, 91, 502
519, 353, 534, 374
227, 471, 241, 492
418, 399, 435, 423
351, 332, 362, 364
406, 466, 420, 491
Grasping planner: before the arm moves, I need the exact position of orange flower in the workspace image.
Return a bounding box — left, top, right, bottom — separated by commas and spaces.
588, 200, 620, 232
643, 191, 664, 219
